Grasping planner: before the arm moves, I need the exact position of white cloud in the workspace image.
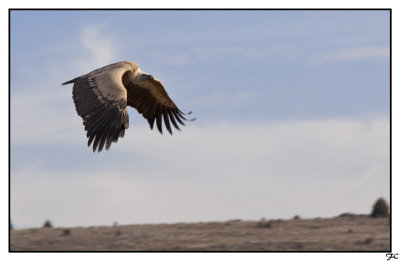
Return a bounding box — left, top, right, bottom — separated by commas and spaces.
307, 46, 389, 66
11, 116, 389, 228
74, 24, 117, 72
11, 24, 120, 147
11, 87, 83, 146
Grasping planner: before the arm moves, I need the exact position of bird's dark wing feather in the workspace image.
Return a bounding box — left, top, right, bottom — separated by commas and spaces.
62, 65, 130, 152
124, 78, 187, 134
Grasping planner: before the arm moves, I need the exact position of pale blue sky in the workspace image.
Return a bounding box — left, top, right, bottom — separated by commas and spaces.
10, 10, 390, 228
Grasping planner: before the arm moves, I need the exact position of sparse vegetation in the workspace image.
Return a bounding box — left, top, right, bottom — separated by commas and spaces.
115, 230, 122, 236
43, 220, 53, 228
339, 212, 357, 218
293, 215, 301, 220
62, 229, 71, 236
256, 218, 273, 228
225, 219, 242, 226
292, 242, 304, 249
371, 198, 389, 218
363, 237, 374, 244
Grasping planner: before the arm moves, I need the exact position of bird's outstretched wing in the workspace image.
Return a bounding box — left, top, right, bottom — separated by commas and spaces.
62, 63, 131, 152
124, 76, 189, 135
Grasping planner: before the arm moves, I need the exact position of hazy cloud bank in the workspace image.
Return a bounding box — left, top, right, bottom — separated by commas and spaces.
11, 116, 389, 228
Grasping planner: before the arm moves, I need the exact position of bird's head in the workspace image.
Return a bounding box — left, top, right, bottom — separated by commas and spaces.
139, 73, 155, 82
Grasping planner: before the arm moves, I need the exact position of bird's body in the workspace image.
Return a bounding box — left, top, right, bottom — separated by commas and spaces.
63, 61, 191, 152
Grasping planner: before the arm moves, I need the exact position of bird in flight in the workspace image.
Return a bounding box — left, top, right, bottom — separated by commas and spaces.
62, 61, 194, 152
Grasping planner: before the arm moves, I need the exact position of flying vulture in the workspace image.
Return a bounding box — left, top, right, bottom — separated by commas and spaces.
62, 61, 193, 152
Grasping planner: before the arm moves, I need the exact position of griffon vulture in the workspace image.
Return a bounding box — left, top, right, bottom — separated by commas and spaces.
62, 61, 193, 152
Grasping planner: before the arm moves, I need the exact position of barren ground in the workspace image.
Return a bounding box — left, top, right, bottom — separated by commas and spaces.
10, 215, 390, 251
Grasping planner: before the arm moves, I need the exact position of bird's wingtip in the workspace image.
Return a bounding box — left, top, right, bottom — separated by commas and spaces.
62, 80, 74, 85
62, 77, 80, 85
181, 110, 196, 121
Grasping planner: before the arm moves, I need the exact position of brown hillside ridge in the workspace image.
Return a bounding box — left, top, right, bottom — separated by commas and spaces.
10, 215, 390, 251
